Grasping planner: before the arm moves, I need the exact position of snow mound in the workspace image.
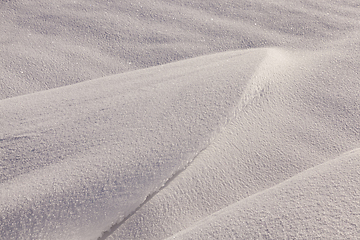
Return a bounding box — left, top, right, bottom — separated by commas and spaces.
1, 37, 360, 240
0, 48, 265, 240
104, 42, 360, 239
168, 148, 360, 239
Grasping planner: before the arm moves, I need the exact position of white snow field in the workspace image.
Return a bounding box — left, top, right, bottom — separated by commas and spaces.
1, 48, 266, 239
1, 0, 359, 99
167, 148, 360, 240
1, 0, 360, 240
104, 42, 360, 240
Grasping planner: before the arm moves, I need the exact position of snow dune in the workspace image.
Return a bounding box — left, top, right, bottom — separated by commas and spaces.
2, 39, 360, 239
1, 0, 359, 99
1, 48, 265, 239
1, 1, 360, 239
104, 40, 360, 240
167, 148, 360, 239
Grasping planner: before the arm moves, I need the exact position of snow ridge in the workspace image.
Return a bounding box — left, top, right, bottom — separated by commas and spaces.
97, 144, 210, 240
97, 48, 293, 239
1, 48, 266, 240
166, 148, 360, 239
237, 48, 293, 110
102, 45, 360, 239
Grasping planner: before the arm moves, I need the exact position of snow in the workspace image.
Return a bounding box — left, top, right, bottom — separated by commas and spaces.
1, 48, 265, 239
1, 0, 360, 239
103, 44, 360, 240
167, 148, 360, 239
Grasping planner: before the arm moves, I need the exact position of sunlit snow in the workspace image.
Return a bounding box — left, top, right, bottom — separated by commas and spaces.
1, 0, 360, 239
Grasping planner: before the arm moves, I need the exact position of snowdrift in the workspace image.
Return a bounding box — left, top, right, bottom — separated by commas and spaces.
1, 1, 360, 239
2, 41, 360, 239
168, 148, 360, 239
1, 0, 359, 99
1, 48, 265, 239
104, 40, 360, 240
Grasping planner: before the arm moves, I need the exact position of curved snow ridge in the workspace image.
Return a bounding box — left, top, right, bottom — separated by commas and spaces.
102, 46, 360, 240
96, 48, 295, 239
98, 47, 298, 239
96, 48, 285, 239
97, 143, 211, 240
0, 48, 267, 240
166, 148, 360, 239
237, 48, 294, 110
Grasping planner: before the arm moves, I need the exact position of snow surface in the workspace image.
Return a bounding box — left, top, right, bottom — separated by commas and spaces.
1, 48, 265, 239
1, 0, 360, 240
167, 148, 360, 239
104, 41, 360, 240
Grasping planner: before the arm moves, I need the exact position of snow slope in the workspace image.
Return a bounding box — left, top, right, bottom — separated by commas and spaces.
1, 0, 359, 99
168, 148, 360, 239
2, 40, 359, 239
103, 38, 360, 240
1, 48, 265, 239
1, 0, 360, 240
